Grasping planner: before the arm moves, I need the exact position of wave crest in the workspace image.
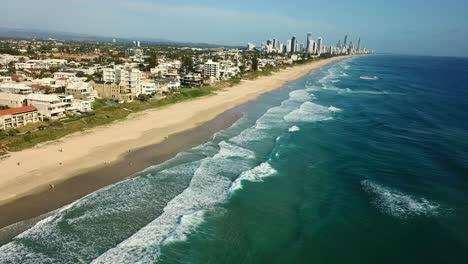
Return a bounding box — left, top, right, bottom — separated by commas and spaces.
361, 180, 450, 219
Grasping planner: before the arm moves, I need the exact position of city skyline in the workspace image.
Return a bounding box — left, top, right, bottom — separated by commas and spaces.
1, 0, 468, 57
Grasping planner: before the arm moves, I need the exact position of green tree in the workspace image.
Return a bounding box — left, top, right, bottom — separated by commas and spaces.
146, 52, 158, 68
252, 55, 259, 72
181, 56, 194, 73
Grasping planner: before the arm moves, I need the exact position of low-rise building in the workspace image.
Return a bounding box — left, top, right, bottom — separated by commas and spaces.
25, 93, 67, 119
90, 81, 135, 103
15, 59, 67, 70
54, 72, 76, 79
65, 82, 97, 101
181, 73, 203, 87
0, 105, 43, 131
72, 99, 93, 113
0, 82, 33, 94
139, 81, 156, 95
0, 93, 27, 108
155, 77, 180, 92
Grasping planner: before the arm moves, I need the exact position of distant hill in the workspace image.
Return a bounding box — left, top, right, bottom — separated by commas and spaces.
0, 27, 244, 49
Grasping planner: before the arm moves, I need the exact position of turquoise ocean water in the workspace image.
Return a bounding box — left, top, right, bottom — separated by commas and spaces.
1, 55, 467, 263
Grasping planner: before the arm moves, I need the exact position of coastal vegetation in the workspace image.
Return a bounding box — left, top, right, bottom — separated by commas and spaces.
0, 86, 216, 151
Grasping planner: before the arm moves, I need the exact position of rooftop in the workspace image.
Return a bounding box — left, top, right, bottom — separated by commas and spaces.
0, 105, 37, 116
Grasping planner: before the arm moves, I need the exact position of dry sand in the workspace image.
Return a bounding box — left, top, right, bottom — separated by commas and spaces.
0, 56, 348, 208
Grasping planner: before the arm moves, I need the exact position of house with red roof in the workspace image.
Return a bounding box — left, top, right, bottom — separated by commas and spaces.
0, 105, 43, 130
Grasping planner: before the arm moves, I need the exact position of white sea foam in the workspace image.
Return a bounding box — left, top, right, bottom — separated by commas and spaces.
163, 210, 206, 244
360, 75, 379, 80
92, 137, 258, 263
284, 102, 336, 123
230, 162, 277, 192
288, 125, 300, 132
361, 180, 450, 219
321, 84, 351, 94
328, 106, 342, 112
289, 89, 313, 102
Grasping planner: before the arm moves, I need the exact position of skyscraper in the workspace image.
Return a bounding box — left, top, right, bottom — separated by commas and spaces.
306, 33, 313, 54
357, 38, 361, 52
317, 37, 323, 55
343, 35, 348, 48
287, 39, 292, 53
291, 36, 297, 53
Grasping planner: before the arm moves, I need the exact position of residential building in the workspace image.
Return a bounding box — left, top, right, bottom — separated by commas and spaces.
0, 83, 32, 94
203, 60, 220, 79
139, 81, 156, 95
103, 65, 141, 94
0, 93, 27, 108
181, 73, 203, 87
90, 81, 135, 103
25, 93, 67, 119
54, 72, 76, 79
14, 59, 67, 70
126, 48, 143, 57
155, 77, 180, 92
72, 99, 93, 113
0, 105, 43, 131
65, 82, 97, 101
291, 36, 297, 53
317, 37, 323, 55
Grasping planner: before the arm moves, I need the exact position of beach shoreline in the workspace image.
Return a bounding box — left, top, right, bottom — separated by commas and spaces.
0, 56, 350, 228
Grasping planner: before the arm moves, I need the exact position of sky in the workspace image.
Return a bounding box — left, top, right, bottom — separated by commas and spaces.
2, 0, 468, 57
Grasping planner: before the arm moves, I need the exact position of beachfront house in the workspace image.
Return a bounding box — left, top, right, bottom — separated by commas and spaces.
155, 77, 180, 92
25, 94, 67, 119
139, 81, 156, 95
65, 82, 97, 101
90, 81, 135, 103
0, 105, 43, 131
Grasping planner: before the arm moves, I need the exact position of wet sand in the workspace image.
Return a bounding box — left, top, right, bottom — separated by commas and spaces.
0, 108, 241, 230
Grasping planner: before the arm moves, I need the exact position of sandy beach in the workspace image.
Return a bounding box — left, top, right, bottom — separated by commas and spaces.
0, 56, 348, 227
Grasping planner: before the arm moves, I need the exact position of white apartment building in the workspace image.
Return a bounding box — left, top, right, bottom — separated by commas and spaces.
25, 93, 67, 119
0, 83, 33, 94
203, 60, 220, 79
72, 99, 93, 113
103, 65, 141, 94
139, 81, 156, 95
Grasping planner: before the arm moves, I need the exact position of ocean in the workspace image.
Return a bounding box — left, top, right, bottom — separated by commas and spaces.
1, 55, 467, 263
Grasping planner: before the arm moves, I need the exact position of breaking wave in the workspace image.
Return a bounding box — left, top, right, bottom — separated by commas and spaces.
229, 162, 277, 192
360, 75, 379, 80
361, 180, 451, 219
288, 125, 300, 132
284, 101, 336, 123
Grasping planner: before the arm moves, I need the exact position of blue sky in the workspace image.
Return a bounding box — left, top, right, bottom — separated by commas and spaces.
2, 0, 468, 57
